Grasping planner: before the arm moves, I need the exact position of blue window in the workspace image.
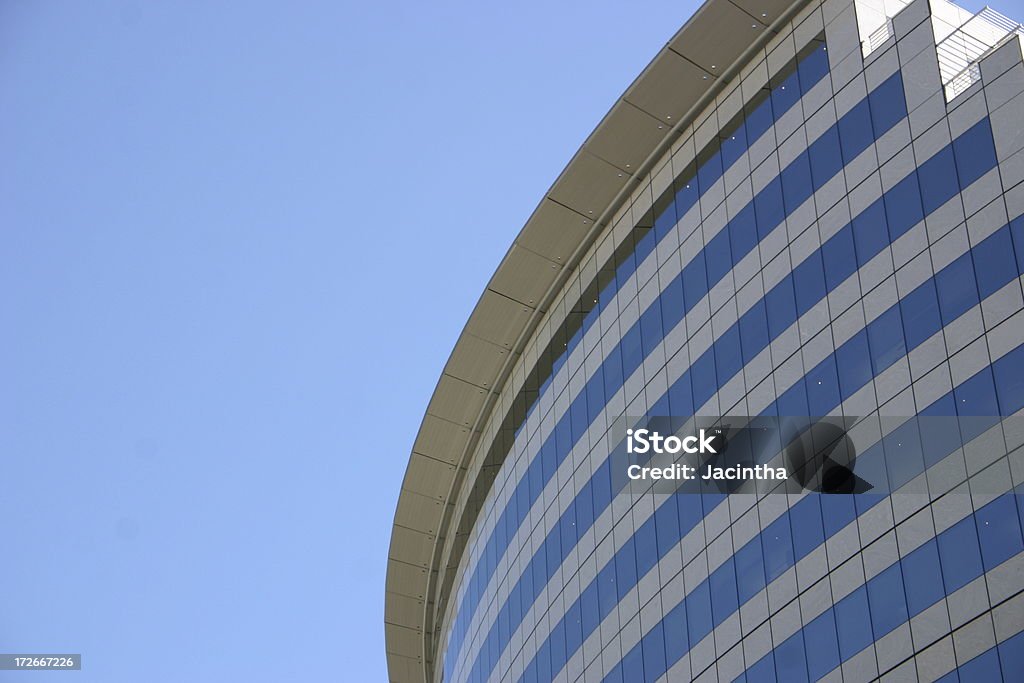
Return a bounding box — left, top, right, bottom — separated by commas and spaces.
901, 539, 945, 616
675, 174, 699, 217
765, 275, 797, 338
809, 127, 843, 190
686, 580, 714, 646
705, 231, 733, 285
781, 151, 813, 213
642, 623, 666, 681
735, 536, 767, 603
774, 632, 809, 683
994, 344, 1024, 414
746, 94, 774, 144
805, 355, 841, 411
729, 203, 759, 262
653, 198, 677, 240
621, 642, 645, 682
838, 99, 874, 164
790, 495, 825, 561
698, 150, 724, 193
661, 275, 686, 334
900, 280, 942, 350
668, 372, 694, 417
821, 493, 856, 537
662, 604, 687, 663
682, 253, 709, 312
762, 513, 795, 582
866, 563, 908, 637
954, 366, 999, 418
836, 330, 873, 399
775, 381, 809, 416
771, 71, 801, 117
937, 515, 983, 592
740, 301, 770, 365
792, 251, 826, 315
621, 323, 645, 378
747, 653, 778, 683
852, 198, 889, 264
798, 42, 829, 92
997, 631, 1024, 681
975, 494, 1024, 571
822, 224, 857, 289
973, 226, 1018, 299
804, 609, 841, 681
868, 73, 906, 135
709, 558, 740, 626
715, 325, 743, 385
917, 146, 960, 213
935, 252, 979, 324
721, 122, 748, 169
952, 118, 997, 188
691, 351, 717, 409
867, 305, 906, 374
640, 301, 663, 357
958, 648, 1002, 681
1011, 215, 1024, 274
883, 420, 924, 490
883, 172, 924, 239
835, 586, 873, 660
754, 176, 786, 238
634, 517, 659, 578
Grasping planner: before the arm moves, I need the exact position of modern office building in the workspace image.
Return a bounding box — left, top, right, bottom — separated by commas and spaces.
386, 0, 1024, 680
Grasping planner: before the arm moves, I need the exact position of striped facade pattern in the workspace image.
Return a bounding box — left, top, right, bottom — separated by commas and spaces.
436, 0, 1024, 681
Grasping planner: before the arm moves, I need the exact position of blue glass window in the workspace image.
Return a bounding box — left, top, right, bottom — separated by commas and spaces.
798, 43, 829, 92
901, 539, 944, 616
771, 71, 801, 116
867, 305, 906, 374
620, 323, 644, 378
691, 351, 717, 409
762, 513, 795, 582
995, 344, 1024, 414
838, 99, 874, 164
836, 330, 873, 399
868, 73, 907, 135
954, 366, 999, 418
900, 280, 942, 351
747, 653, 778, 683
958, 648, 1002, 681
675, 174, 699, 217
740, 300, 770, 365
721, 122, 748, 169
686, 580, 713, 646
729, 203, 759, 262
745, 94, 774, 145
735, 536, 767, 602
973, 226, 1017, 299
781, 151, 813, 213
937, 515, 983, 592
883, 172, 924, 239
936, 252, 979, 324
642, 624, 666, 681
754, 177, 786, 240
835, 586, 873, 660
917, 146, 960, 214
852, 198, 889, 264
660, 275, 686, 332
715, 325, 743, 385
682, 252, 709, 312
774, 632, 809, 683
809, 127, 843, 190
866, 563, 908, 637
804, 609, 841, 681
953, 118, 997, 188
975, 494, 1024, 571
697, 151, 724, 193
805, 355, 841, 411
792, 251, 826, 315
709, 558, 740, 626
640, 301, 663, 357
765, 275, 797, 338
790, 495, 825, 560
705, 231, 733, 285
822, 224, 857, 289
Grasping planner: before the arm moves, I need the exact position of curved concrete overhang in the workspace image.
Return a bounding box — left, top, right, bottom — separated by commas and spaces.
385, 0, 811, 679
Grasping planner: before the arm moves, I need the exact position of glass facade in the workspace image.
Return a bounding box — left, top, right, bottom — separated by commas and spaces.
400, 0, 1024, 681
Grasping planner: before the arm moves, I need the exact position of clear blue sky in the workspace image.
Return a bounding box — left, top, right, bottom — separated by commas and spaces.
0, 0, 1005, 681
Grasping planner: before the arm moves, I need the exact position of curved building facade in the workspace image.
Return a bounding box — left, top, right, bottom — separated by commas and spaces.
386, 0, 1024, 681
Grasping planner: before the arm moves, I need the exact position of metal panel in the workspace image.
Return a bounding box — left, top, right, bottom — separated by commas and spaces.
488, 244, 562, 307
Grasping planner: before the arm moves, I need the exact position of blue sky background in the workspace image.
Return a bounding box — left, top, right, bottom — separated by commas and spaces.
0, 0, 1005, 681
